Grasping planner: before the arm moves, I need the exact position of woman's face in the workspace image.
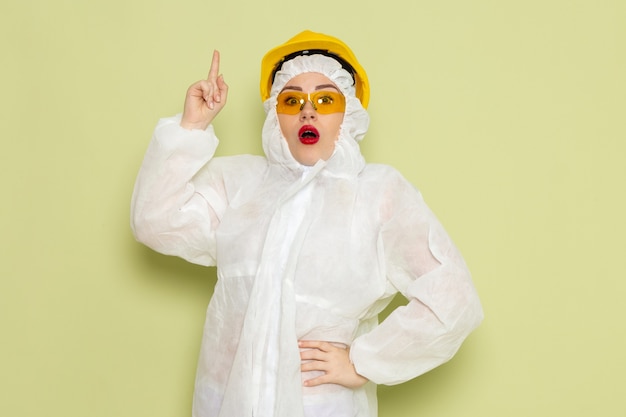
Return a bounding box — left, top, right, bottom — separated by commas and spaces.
276, 72, 345, 166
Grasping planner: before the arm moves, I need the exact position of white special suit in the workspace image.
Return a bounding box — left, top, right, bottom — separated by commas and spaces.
130, 55, 484, 417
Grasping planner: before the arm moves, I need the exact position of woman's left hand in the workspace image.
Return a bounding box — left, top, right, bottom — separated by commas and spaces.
298, 340, 369, 389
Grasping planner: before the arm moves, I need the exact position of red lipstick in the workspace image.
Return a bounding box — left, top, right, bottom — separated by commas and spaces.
298, 125, 320, 145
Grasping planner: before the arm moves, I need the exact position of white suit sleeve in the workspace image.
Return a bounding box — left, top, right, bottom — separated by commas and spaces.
350, 172, 484, 385
130, 116, 225, 266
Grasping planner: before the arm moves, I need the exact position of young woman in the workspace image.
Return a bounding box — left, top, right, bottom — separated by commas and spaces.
131, 30, 483, 417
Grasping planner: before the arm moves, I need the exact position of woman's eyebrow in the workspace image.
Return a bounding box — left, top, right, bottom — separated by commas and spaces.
280, 84, 340, 93
280, 85, 303, 92
315, 84, 340, 91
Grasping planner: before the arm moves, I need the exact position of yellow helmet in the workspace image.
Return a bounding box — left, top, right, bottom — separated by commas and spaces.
260, 30, 370, 108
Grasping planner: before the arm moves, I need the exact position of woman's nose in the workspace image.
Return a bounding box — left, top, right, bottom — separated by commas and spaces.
299, 100, 317, 120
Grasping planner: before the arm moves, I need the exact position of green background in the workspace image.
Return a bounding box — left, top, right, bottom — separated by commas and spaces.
2, 0, 625, 416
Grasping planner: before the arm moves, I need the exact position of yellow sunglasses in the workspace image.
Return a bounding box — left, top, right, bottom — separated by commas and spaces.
276, 90, 346, 115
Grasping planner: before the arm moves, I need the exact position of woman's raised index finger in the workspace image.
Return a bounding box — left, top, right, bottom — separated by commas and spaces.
207, 50, 220, 81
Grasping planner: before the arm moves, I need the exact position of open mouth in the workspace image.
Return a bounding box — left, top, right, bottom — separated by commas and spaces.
298, 125, 320, 145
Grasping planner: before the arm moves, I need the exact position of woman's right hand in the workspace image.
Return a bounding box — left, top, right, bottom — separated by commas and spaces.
180, 50, 229, 130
